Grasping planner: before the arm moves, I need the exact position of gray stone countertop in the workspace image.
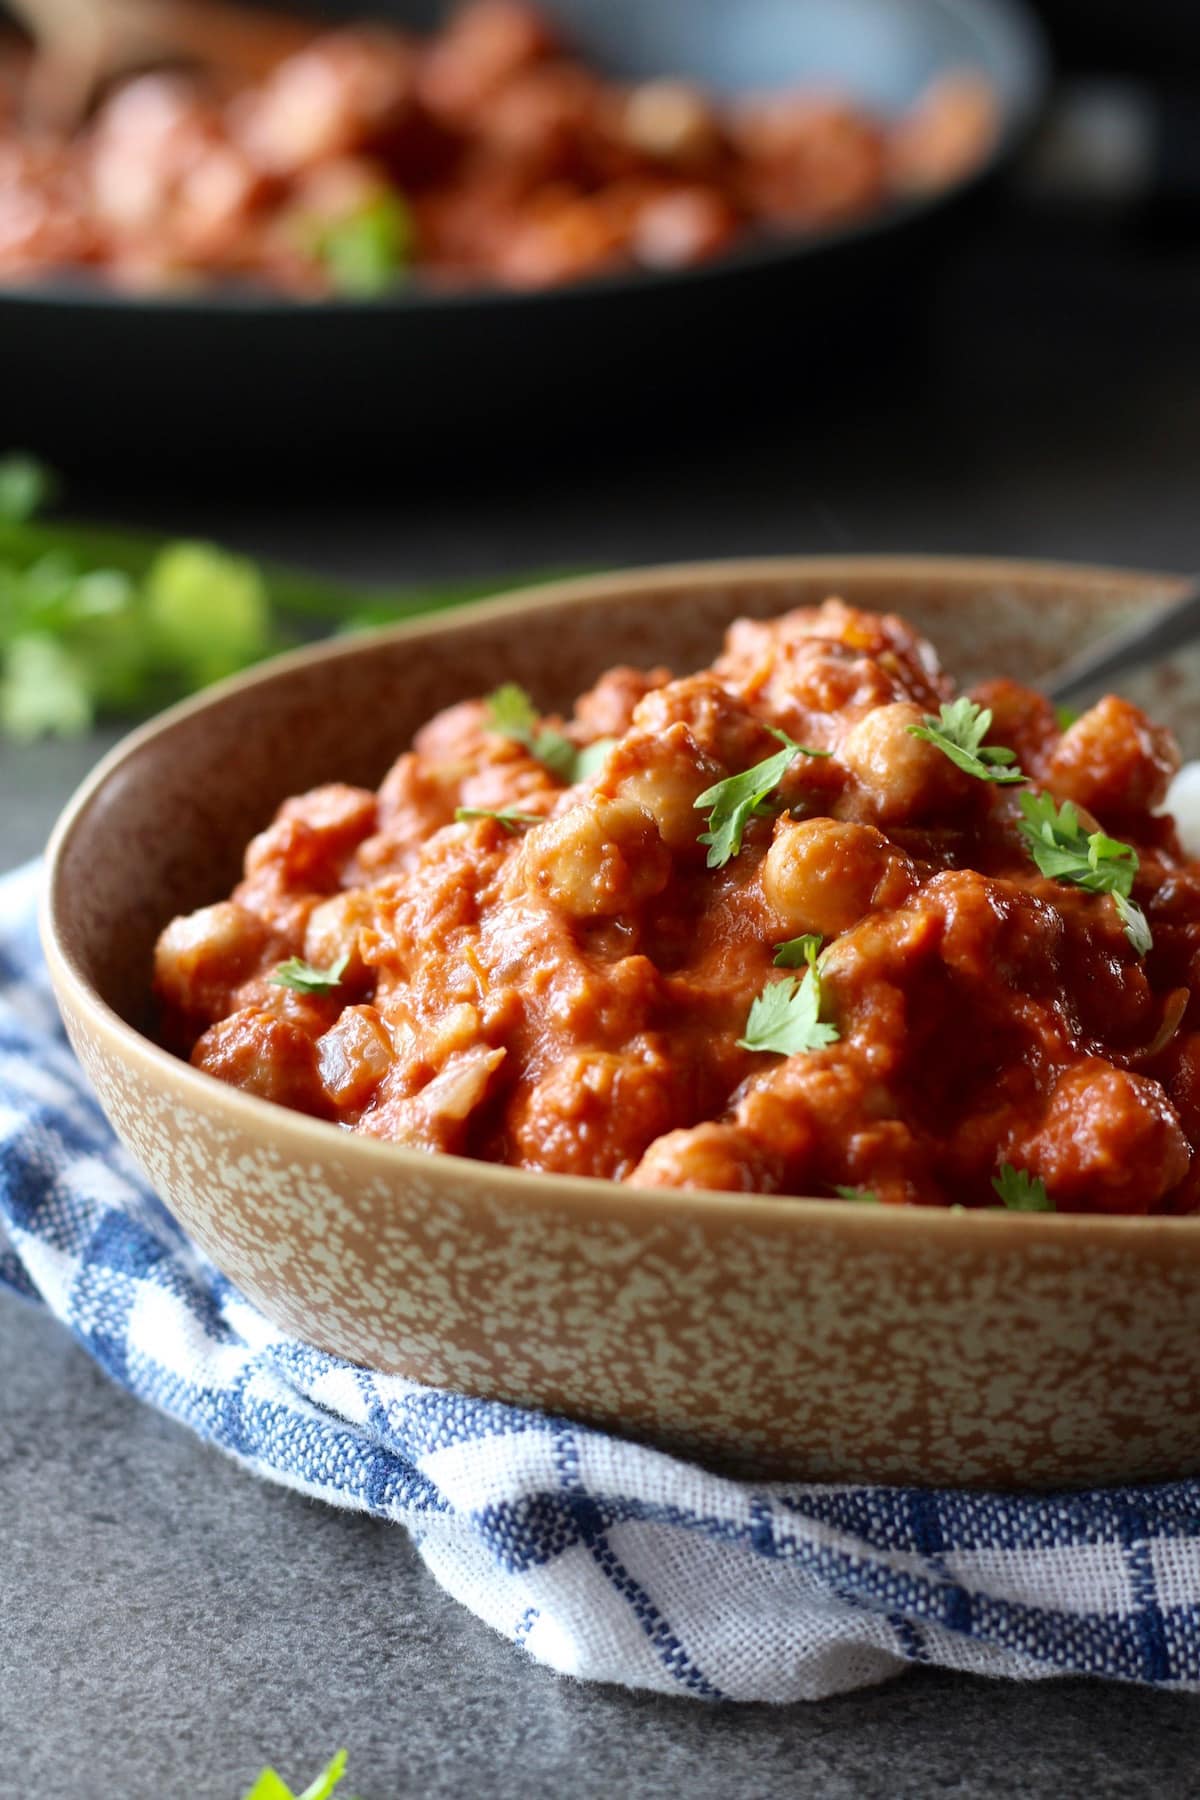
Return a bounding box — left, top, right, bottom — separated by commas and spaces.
4, 208, 1200, 1797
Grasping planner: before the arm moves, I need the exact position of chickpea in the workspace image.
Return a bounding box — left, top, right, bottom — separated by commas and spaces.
1019, 1060, 1190, 1214
612, 722, 720, 853
153, 901, 268, 1021
630, 1122, 778, 1192
762, 817, 915, 938
623, 80, 724, 172
518, 795, 670, 918
303, 891, 374, 996
839, 701, 972, 824
1046, 695, 1180, 816
192, 1007, 332, 1117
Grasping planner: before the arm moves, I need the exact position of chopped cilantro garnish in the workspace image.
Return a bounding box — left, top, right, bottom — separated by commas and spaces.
991, 1162, 1053, 1211
574, 736, 616, 779
774, 933, 823, 968
907, 697, 1024, 784
242, 1748, 355, 1800
270, 953, 349, 995
454, 806, 541, 832
1017, 790, 1151, 953
694, 730, 831, 869
739, 936, 838, 1055
1114, 889, 1154, 956
1055, 705, 1079, 731
484, 683, 579, 781
314, 192, 412, 298
834, 1184, 879, 1203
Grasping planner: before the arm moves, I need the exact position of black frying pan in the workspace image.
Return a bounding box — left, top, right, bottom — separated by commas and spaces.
0, 0, 1049, 480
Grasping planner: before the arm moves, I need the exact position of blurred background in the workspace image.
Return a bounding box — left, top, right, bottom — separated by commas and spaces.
1, 0, 1198, 856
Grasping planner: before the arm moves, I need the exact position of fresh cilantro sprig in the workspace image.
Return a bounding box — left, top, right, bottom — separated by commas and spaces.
310, 191, 412, 298
991, 1162, 1054, 1211
907, 697, 1024, 784
574, 735, 616, 779
454, 806, 542, 832
739, 935, 838, 1055
1017, 790, 1151, 953
0, 455, 589, 742
773, 933, 823, 969
270, 953, 349, 995
242, 1748, 357, 1800
834, 1184, 879, 1203
485, 683, 580, 781
694, 730, 831, 869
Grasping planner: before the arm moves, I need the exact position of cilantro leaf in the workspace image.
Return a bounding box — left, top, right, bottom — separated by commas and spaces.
1017, 790, 1150, 953
454, 806, 541, 832
484, 683, 579, 780
242, 1773, 293, 1800
907, 697, 1025, 784
774, 933, 823, 968
574, 736, 616, 780
315, 192, 412, 297
834, 1184, 879, 1203
143, 541, 274, 687
270, 953, 349, 995
1114, 890, 1153, 956
297, 1750, 352, 1800
694, 730, 831, 869
242, 1749, 353, 1800
0, 633, 92, 740
991, 1162, 1053, 1211
739, 937, 838, 1055
0, 452, 56, 523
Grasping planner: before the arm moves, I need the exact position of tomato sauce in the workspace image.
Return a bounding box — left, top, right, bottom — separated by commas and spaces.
153, 599, 1200, 1212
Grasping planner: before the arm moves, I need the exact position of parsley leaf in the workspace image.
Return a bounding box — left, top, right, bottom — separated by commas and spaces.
242, 1749, 354, 1800
484, 682, 578, 781
1017, 790, 1151, 953
834, 1184, 879, 1203
907, 697, 1024, 784
270, 953, 349, 994
739, 936, 838, 1055
694, 730, 831, 869
454, 806, 541, 832
774, 933, 823, 968
991, 1162, 1053, 1211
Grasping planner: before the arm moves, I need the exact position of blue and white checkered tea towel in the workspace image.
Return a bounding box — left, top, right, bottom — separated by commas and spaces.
4, 860, 1200, 1704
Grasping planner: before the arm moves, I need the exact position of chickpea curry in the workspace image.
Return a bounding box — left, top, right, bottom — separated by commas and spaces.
1, 0, 995, 295
154, 599, 1200, 1214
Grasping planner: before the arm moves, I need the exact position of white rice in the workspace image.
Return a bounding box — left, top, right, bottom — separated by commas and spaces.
1166, 763, 1200, 859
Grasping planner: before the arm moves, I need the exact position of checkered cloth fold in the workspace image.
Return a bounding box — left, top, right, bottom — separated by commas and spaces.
4, 860, 1200, 1703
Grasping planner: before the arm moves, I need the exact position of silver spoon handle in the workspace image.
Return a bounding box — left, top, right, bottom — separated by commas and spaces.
1045, 581, 1200, 705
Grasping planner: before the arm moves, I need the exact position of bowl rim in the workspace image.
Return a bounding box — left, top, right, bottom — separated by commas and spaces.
41, 550, 1200, 1241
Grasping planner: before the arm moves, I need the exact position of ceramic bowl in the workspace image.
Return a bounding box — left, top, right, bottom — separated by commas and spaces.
42, 556, 1200, 1489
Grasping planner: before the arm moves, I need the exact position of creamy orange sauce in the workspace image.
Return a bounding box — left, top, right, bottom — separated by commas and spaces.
153, 599, 1200, 1212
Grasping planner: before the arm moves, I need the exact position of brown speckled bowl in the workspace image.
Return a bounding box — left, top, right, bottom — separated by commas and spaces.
41, 557, 1200, 1489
